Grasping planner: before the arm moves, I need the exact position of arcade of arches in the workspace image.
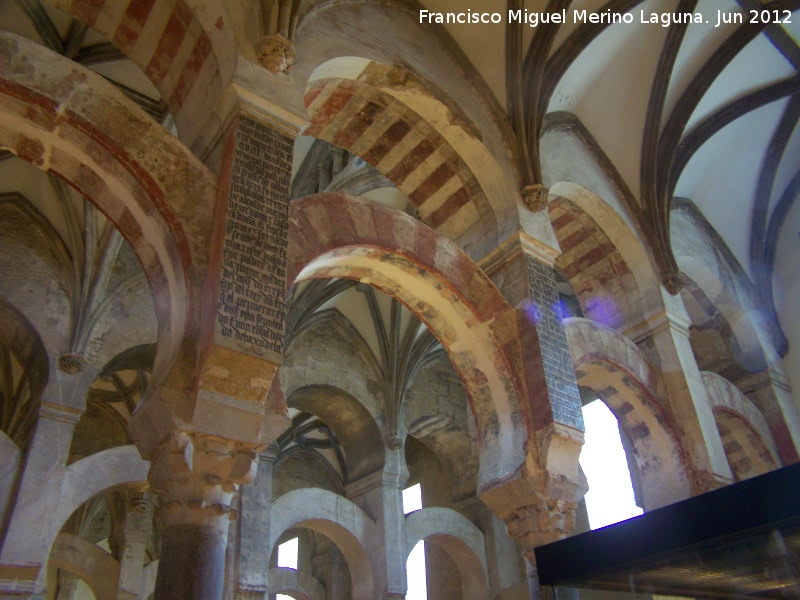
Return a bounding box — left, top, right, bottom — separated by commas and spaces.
0, 0, 799, 598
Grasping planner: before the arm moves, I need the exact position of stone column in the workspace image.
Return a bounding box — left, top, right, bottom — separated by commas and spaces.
130, 105, 294, 600
235, 449, 276, 600
0, 358, 97, 597
116, 493, 154, 600
149, 432, 258, 600
624, 302, 733, 492
347, 444, 408, 599
737, 369, 800, 465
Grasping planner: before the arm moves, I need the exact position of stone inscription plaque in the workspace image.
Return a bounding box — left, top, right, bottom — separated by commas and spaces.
216, 115, 293, 364
525, 255, 585, 430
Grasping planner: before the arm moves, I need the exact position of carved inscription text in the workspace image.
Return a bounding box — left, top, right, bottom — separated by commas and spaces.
216, 115, 292, 363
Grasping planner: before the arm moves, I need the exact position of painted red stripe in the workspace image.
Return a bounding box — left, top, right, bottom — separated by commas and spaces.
304, 82, 357, 138
324, 201, 356, 242
0, 78, 59, 117
332, 100, 384, 149
559, 227, 594, 252
303, 82, 326, 108
145, 8, 188, 87
426, 185, 470, 229
173, 0, 194, 27
408, 160, 456, 205
372, 205, 396, 248
414, 222, 438, 266
550, 211, 573, 231
114, 0, 156, 52
387, 135, 438, 184
169, 32, 211, 109
362, 119, 411, 165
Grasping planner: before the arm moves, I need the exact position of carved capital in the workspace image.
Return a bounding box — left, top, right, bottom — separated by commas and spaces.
504, 496, 578, 561
58, 353, 86, 374
522, 183, 549, 212
130, 491, 153, 514
257, 33, 296, 74
385, 434, 404, 451
661, 269, 684, 295
236, 587, 267, 600
148, 431, 259, 535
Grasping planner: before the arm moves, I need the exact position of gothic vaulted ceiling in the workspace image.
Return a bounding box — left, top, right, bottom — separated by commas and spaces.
432, 0, 800, 296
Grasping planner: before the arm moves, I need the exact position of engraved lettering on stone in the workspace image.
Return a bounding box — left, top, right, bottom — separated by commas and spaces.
525, 256, 585, 430
216, 116, 292, 360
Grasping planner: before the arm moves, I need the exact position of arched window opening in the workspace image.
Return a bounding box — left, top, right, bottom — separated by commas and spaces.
277, 537, 299, 570
275, 538, 300, 600
403, 483, 422, 514
580, 399, 643, 529
403, 483, 427, 599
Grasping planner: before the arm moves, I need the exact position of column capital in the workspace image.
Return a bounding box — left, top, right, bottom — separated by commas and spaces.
623, 307, 692, 343
41, 356, 99, 415
504, 495, 579, 562
37, 401, 83, 426
345, 470, 385, 498
236, 587, 268, 600
148, 430, 259, 534
736, 368, 792, 395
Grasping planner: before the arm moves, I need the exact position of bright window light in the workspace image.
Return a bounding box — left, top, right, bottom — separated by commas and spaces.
402, 483, 422, 514
406, 540, 427, 600
580, 399, 643, 529
403, 484, 427, 598
276, 596, 293, 600
277, 537, 298, 570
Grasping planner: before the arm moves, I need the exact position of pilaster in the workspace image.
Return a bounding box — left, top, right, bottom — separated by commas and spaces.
0, 359, 97, 596
346, 446, 408, 600
624, 307, 734, 492
116, 492, 154, 600
480, 231, 587, 599
235, 448, 277, 600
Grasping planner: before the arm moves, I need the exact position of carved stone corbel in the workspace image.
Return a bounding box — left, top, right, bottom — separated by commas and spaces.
522, 183, 550, 212
257, 33, 296, 74
258, 0, 300, 74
